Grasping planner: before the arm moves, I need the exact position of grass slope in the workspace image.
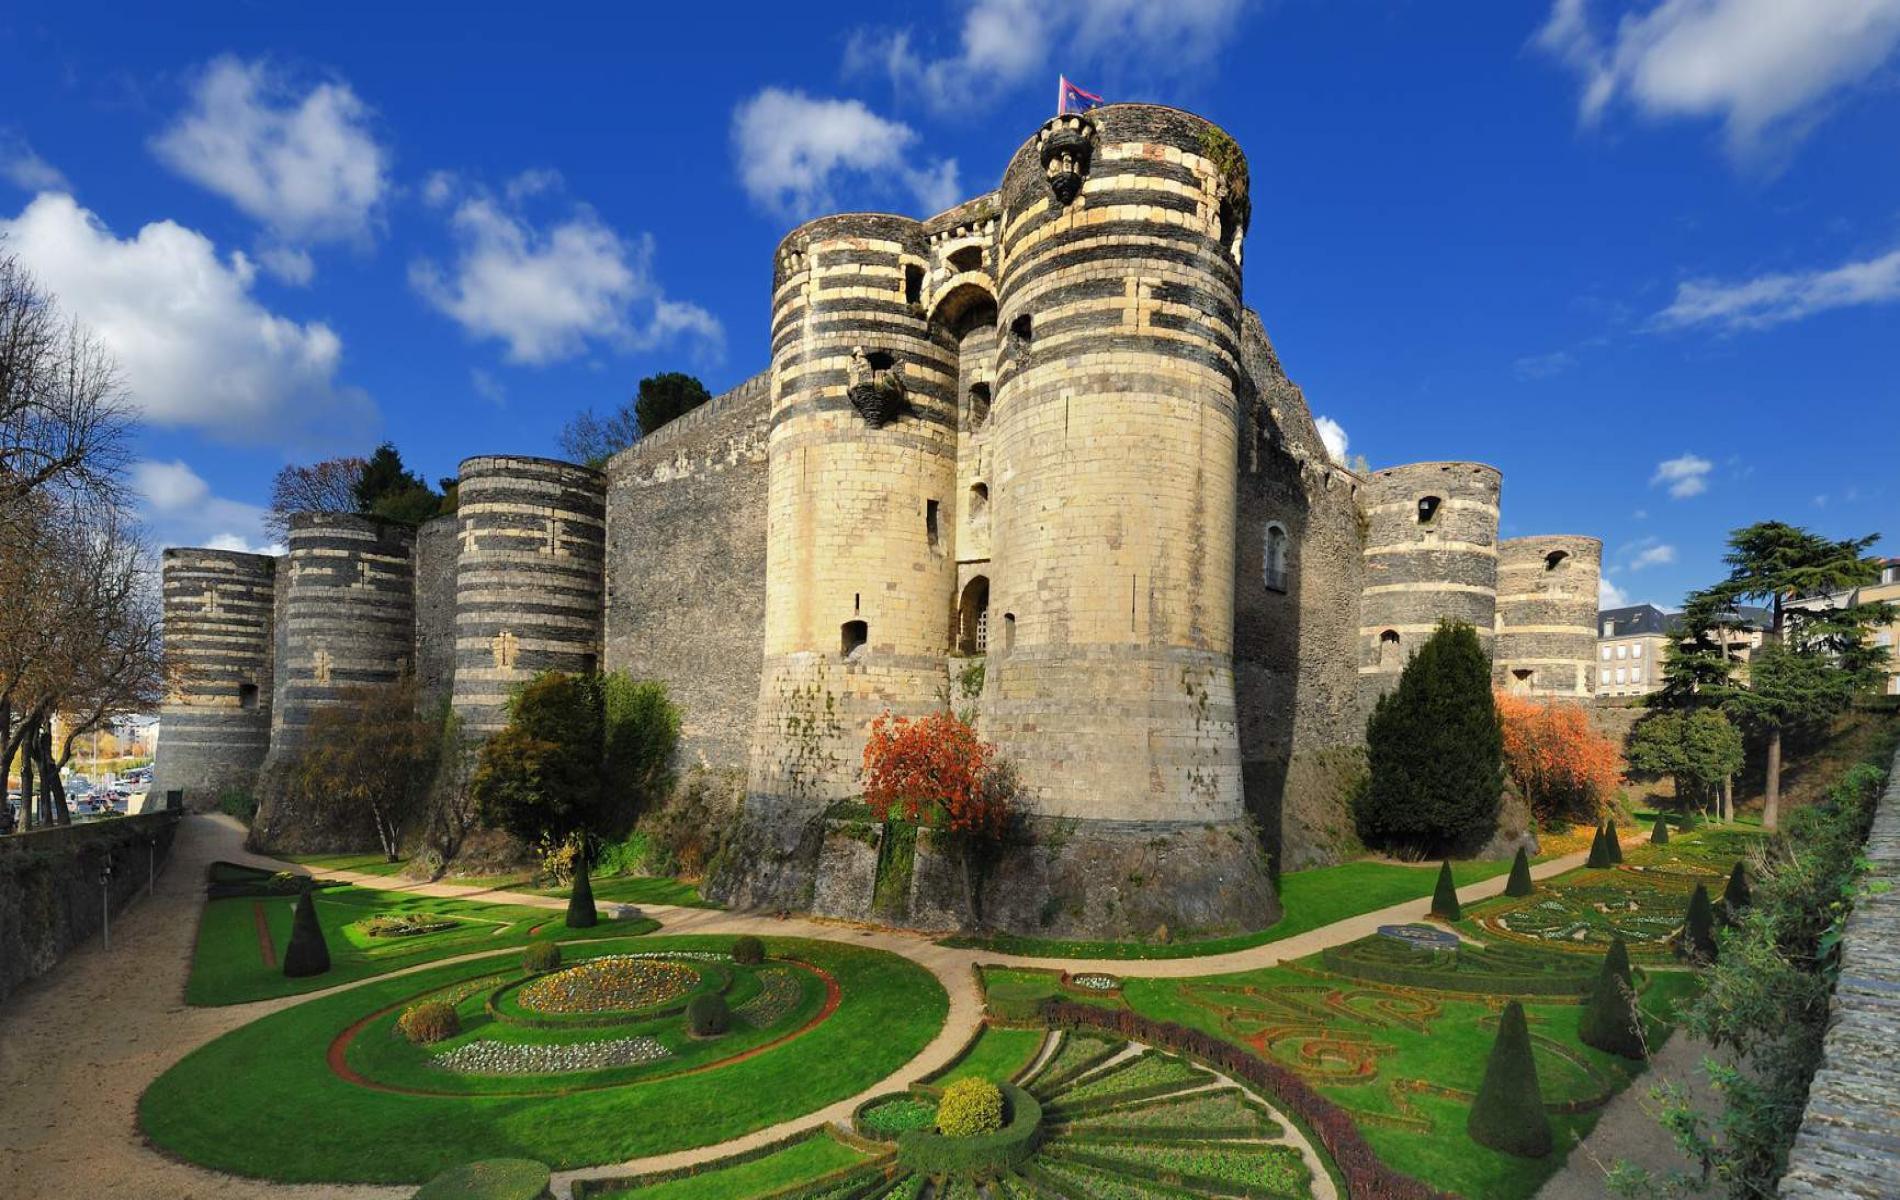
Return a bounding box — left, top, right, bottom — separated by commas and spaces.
583, 1133, 871, 1199
143, 935, 948, 1184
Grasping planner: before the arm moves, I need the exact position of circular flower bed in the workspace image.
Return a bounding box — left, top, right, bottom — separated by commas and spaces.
1066, 972, 1121, 993
360, 913, 457, 938
518, 956, 699, 1015
434, 1035, 672, 1075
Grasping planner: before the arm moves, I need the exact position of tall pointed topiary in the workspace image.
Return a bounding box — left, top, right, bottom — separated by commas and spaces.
1680, 882, 1717, 964
1504, 846, 1534, 897
1604, 818, 1623, 864
1722, 861, 1750, 912
1579, 937, 1644, 1059
1585, 821, 1611, 868
567, 856, 597, 929
282, 887, 331, 978
1650, 816, 1669, 845
1467, 1000, 1552, 1158
1431, 861, 1462, 921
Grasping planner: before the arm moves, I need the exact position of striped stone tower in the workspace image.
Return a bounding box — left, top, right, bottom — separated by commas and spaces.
745, 213, 962, 818
452, 455, 607, 735
153, 548, 276, 809
1495, 535, 1602, 698
1358, 461, 1503, 710
983, 104, 1252, 828
266, 513, 417, 751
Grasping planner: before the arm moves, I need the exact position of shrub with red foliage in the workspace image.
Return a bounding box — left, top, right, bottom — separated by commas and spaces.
862, 710, 1009, 838
1040, 999, 1455, 1200
1496, 692, 1622, 826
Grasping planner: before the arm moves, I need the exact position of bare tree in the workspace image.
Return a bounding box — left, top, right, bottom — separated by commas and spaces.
264, 456, 368, 541
288, 678, 437, 860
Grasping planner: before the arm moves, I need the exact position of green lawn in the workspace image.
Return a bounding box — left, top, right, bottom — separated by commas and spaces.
581, 1133, 872, 1199
142, 935, 949, 1184
285, 852, 412, 877
531, 874, 713, 908
926, 1024, 1046, 1087
940, 858, 1519, 960
186, 884, 656, 1006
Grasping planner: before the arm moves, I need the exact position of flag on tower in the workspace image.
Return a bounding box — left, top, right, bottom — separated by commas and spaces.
1057, 76, 1103, 115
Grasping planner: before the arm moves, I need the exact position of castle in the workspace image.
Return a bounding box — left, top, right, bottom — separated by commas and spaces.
155, 105, 1600, 937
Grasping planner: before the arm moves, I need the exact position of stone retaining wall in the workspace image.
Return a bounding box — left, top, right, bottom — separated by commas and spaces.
1779, 743, 1900, 1198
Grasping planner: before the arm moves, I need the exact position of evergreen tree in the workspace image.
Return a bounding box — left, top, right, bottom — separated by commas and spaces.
1604, 818, 1623, 864
282, 887, 331, 978
567, 856, 597, 928
352, 442, 442, 525
1431, 861, 1462, 921
1579, 937, 1644, 1059
1722, 861, 1750, 913
1680, 883, 1718, 964
1628, 710, 1745, 821
1353, 621, 1503, 854
633, 372, 712, 437
1585, 822, 1612, 868
1504, 846, 1534, 897
1467, 1000, 1553, 1158
1650, 815, 1670, 845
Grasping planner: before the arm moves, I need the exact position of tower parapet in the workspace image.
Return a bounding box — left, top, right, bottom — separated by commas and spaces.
1495, 535, 1602, 697
153, 548, 276, 809
453, 455, 607, 735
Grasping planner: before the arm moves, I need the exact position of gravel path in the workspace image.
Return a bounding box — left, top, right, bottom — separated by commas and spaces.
1536, 1031, 1722, 1199
0, 814, 1598, 1199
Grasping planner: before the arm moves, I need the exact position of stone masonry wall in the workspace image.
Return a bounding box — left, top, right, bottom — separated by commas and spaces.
153, 549, 276, 811
1495, 535, 1601, 698
414, 513, 459, 716
604, 372, 771, 772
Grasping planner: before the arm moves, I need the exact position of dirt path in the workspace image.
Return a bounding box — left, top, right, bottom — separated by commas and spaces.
1535, 1031, 1721, 1199
0, 814, 1597, 1199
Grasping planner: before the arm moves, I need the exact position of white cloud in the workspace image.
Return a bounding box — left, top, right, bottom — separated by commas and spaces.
730, 88, 961, 220
131, 459, 280, 555
0, 193, 376, 448
1513, 350, 1576, 380
849, 0, 1248, 113
1536, 0, 1900, 161
1650, 452, 1712, 498
1629, 542, 1678, 570
410, 188, 721, 366
470, 367, 506, 406
1632, 508, 1649, 520
256, 244, 315, 286
1600, 576, 1632, 608
1653, 247, 1900, 331
0, 132, 70, 193
1313, 415, 1349, 464
151, 56, 389, 245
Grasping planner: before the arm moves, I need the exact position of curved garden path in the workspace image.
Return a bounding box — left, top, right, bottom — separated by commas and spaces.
0, 814, 1596, 1200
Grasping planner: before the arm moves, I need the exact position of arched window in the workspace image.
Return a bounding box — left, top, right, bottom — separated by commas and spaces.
967, 382, 991, 431
841, 620, 868, 657
1545, 549, 1569, 572
1263, 523, 1289, 592
969, 482, 989, 524
903, 264, 924, 306
948, 245, 983, 274
1417, 496, 1442, 525
1378, 629, 1401, 670
958, 576, 990, 655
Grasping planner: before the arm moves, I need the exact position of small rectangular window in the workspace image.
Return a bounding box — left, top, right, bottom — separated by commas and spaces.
926, 499, 941, 552
1599, 668, 1610, 684
1615, 667, 1627, 683
1600, 646, 1611, 661
1615, 645, 1627, 659
1632, 643, 1643, 658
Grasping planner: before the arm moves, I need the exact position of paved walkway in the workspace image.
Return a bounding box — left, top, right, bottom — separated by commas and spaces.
0, 815, 1599, 1199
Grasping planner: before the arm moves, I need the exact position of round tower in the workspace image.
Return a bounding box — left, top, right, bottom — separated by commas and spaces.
267, 513, 417, 751
153, 548, 276, 810
452, 455, 607, 735
1358, 461, 1502, 704
748, 212, 962, 809
1495, 535, 1602, 698
984, 104, 1252, 827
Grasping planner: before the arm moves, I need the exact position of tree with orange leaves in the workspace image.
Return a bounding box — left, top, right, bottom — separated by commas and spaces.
1495, 692, 1622, 826
862, 709, 1010, 838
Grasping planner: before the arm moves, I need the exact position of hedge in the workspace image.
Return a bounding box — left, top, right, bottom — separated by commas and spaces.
896, 1084, 1043, 1177
1039, 999, 1454, 1200
1316, 946, 1593, 997
571, 1129, 889, 1199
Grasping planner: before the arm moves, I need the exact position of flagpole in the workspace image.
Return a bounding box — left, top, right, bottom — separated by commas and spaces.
1057, 74, 1066, 116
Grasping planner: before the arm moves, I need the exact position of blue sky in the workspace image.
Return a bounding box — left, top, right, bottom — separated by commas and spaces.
2, 0, 1896, 612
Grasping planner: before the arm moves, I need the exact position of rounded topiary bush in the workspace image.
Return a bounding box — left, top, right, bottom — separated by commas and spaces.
1467, 1000, 1552, 1158
398, 1000, 461, 1045
685, 992, 730, 1037
731, 934, 765, 965
522, 941, 561, 975
282, 887, 331, 978
937, 1077, 1004, 1138
411, 1157, 550, 1200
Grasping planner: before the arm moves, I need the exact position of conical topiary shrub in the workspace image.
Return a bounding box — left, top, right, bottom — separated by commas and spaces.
1604, 819, 1623, 864
1431, 861, 1462, 921
1579, 937, 1644, 1059
1585, 822, 1611, 869
1504, 846, 1534, 897
282, 887, 331, 978
1467, 1000, 1552, 1158
1680, 883, 1717, 964
1722, 861, 1750, 913
1651, 816, 1670, 845
567, 858, 597, 929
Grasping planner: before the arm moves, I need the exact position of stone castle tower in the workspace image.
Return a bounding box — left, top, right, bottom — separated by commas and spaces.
155, 104, 1600, 938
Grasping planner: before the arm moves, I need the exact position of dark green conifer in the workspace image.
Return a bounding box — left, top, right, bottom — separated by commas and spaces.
1604, 818, 1623, 864
1585, 822, 1611, 868
1467, 1000, 1553, 1158
282, 887, 331, 978
1579, 937, 1644, 1059
1722, 861, 1750, 912
567, 857, 597, 928
1651, 816, 1670, 845
1680, 883, 1718, 964
1504, 846, 1534, 897
1431, 861, 1462, 921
